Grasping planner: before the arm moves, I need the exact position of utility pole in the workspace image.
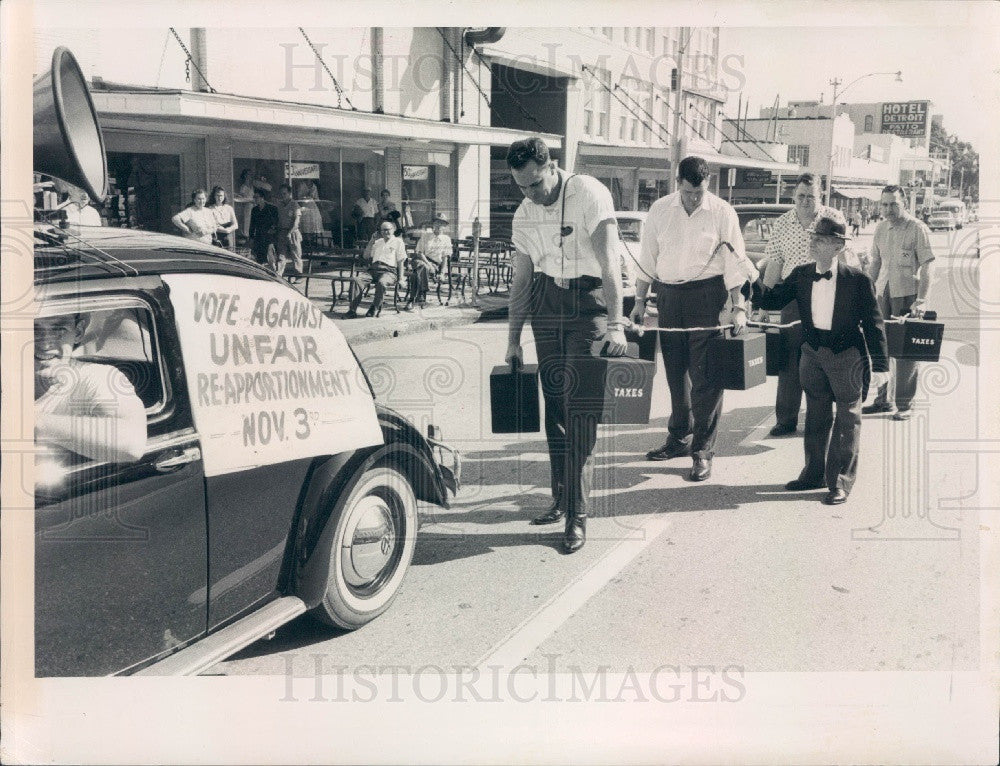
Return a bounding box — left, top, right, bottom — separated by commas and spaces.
824, 78, 841, 207
672, 27, 687, 192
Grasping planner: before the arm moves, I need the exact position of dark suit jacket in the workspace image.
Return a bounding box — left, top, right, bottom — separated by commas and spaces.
753, 261, 889, 397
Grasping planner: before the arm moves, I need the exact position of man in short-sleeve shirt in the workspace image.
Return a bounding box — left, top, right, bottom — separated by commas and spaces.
273, 184, 304, 277
504, 136, 627, 554
863, 185, 935, 420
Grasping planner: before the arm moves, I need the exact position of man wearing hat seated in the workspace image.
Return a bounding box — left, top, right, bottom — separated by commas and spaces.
407, 213, 451, 309
752, 212, 890, 505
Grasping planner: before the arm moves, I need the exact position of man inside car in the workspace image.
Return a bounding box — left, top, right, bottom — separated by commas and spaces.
35, 313, 147, 463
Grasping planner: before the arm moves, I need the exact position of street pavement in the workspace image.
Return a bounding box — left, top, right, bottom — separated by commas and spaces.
216, 224, 984, 677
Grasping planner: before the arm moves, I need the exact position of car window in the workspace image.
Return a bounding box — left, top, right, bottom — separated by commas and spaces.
35, 297, 162, 469
71, 302, 169, 417
742, 217, 776, 245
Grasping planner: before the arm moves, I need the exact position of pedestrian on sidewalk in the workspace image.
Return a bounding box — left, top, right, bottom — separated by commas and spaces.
248, 189, 278, 265
171, 189, 216, 245
752, 211, 890, 505
345, 221, 406, 318
352, 187, 378, 244
850, 211, 862, 237
273, 183, 304, 279
504, 136, 627, 554
759, 173, 839, 437
863, 185, 935, 421
208, 185, 239, 251
628, 156, 755, 483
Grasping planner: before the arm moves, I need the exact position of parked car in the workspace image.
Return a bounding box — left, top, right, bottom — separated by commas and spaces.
934, 198, 967, 228
615, 211, 647, 283
733, 203, 868, 272
927, 208, 957, 231
733, 203, 793, 264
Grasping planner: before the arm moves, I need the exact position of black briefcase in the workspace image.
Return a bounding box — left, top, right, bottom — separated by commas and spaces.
708, 332, 767, 390
885, 315, 944, 362
624, 326, 658, 362
762, 328, 786, 376
565, 341, 656, 424
490, 362, 541, 433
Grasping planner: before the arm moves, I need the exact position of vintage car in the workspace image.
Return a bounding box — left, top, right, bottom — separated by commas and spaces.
32, 48, 459, 677
733, 203, 793, 265
927, 208, 957, 231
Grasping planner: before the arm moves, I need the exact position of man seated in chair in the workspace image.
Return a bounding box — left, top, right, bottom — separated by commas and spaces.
35, 313, 147, 463
345, 221, 407, 318
406, 213, 451, 310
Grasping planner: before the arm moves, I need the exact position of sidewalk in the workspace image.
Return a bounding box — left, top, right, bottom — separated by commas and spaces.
301, 278, 510, 344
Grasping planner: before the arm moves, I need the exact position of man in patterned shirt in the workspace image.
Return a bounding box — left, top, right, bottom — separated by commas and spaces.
759, 173, 839, 436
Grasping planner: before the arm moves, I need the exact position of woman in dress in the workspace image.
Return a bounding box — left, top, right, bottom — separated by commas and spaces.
207, 185, 239, 250
298, 179, 323, 236
171, 189, 217, 245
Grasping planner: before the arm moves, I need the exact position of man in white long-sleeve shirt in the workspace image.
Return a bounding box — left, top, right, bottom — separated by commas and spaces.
628, 156, 756, 482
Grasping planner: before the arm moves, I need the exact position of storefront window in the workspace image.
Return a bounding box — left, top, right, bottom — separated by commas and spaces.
401, 164, 436, 229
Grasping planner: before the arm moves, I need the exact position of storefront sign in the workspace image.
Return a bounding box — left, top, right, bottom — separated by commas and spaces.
403, 165, 429, 181
285, 162, 320, 179
740, 169, 773, 187
880, 101, 928, 138
163, 274, 383, 476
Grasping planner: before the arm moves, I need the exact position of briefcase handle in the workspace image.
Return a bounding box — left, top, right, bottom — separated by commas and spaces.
591, 340, 639, 358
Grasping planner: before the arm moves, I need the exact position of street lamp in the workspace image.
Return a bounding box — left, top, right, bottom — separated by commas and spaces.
824, 70, 903, 206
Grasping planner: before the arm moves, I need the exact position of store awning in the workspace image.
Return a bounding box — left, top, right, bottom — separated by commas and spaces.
833, 185, 884, 201
91, 88, 561, 150
692, 148, 800, 174
576, 143, 800, 175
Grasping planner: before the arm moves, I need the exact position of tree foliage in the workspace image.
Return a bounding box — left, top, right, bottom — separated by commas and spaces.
930, 121, 979, 200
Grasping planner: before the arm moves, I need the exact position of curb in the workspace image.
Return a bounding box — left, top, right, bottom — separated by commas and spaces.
331, 303, 509, 345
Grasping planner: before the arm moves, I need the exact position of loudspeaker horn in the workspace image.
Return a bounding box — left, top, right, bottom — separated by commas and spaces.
34, 46, 108, 203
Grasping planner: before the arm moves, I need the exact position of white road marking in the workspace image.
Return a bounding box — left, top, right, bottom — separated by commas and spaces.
474, 513, 672, 670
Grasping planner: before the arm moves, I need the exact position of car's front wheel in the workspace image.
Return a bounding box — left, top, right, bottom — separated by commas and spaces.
313, 465, 417, 629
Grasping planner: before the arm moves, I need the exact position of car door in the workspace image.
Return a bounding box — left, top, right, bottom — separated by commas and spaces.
34, 289, 208, 676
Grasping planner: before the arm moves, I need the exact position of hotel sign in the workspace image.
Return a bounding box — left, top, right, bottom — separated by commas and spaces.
880, 101, 928, 138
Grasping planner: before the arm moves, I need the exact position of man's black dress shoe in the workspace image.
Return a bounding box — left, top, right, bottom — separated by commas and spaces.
530, 501, 564, 526
823, 488, 848, 505
563, 513, 586, 554
769, 423, 797, 437
861, 402, 893, 415
646, 441, 690, 461
785, 478, 825, 491
688, 456, 711, 482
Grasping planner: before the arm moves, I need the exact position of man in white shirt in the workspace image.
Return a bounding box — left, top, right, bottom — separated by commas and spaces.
408, 213, 451, 309
35, 313, 147, 463
345, 221, 407, 318
752, 213, 889, 505
629, 156, 756, 482
504, 136, 627, 554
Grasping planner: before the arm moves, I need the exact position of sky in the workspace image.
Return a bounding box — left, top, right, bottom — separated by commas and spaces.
719, 24, 998, 153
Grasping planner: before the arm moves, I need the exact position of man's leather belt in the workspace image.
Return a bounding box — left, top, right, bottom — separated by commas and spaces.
545, 274, 602, 290
654, 275, 725, 291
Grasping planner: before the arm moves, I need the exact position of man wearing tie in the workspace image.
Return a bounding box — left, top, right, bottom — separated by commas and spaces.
753, 212, 890, 505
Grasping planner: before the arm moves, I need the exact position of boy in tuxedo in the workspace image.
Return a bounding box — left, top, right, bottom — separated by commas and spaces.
753, 213, 890, 505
